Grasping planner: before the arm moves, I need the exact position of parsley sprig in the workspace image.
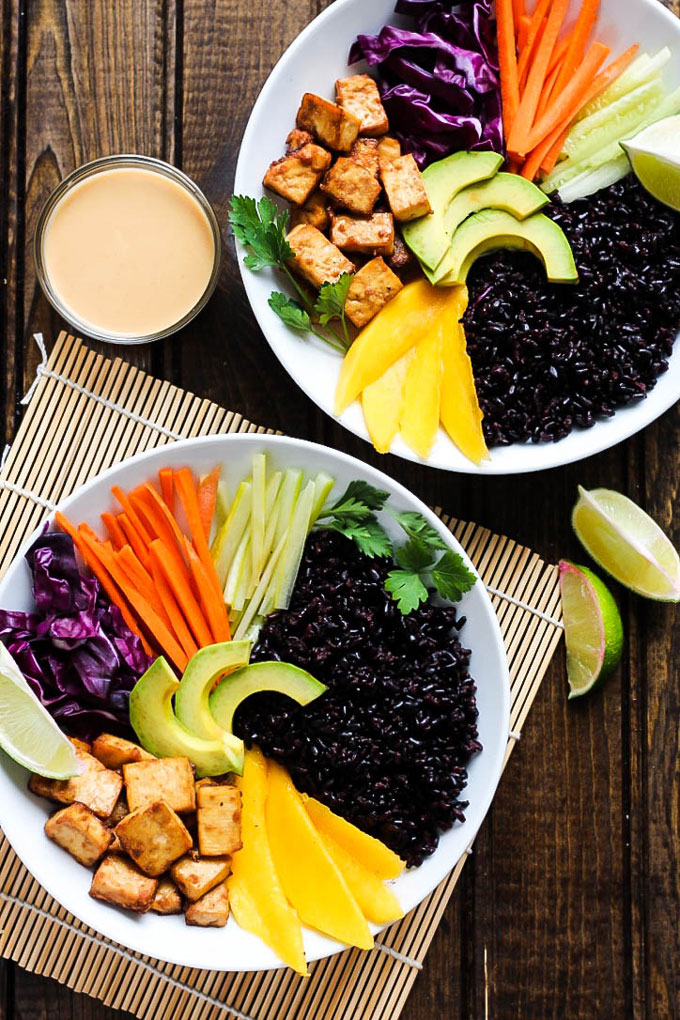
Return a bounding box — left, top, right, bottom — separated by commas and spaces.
228, 195, 352, 354
314, 482, 477, 614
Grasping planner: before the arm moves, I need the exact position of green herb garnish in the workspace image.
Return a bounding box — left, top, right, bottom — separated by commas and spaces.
314, 481, 392, 559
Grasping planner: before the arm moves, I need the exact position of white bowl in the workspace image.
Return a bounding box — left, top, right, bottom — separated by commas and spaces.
0, 433, 510, 972
233, 0, 680, 475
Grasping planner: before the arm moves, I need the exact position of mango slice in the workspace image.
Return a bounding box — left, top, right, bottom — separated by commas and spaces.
440, 323, 489, 465
320, 830, 404, 925
302, 795, 405, 880
335, 278, 460, 415
361, 350, 414, 454
228, 748, 308, 976
266, 763, 373, 950
400, 322, 445, 460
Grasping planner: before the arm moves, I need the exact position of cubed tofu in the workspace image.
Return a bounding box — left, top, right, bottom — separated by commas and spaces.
380, 154, 432, 222
90, 853, 157, 913
69, 737, 92, 755
330, 212, 395, 256
321, 158, 382, 215
92, 733, 154, 770
386, 231, 414, 271
150, 877, 184, 915
345, 257, 404, 329
286, 224, 354, 290
123, 757, 196, 814
377, 136, 401, 171
170, 852, 231, 901
109, 833, 122, 853
263, 144, 332, 206
197, 784, 242, 857
45, 802, 113, 867
349, 138, 380, 177
107, 794, 129, 828
290, 191, 330, 232
286, 128, 313, 153
115, 799, 193, 876
336, 75, 389, 136
185, 881, 230, 928
29, 750, 123, 819
296, 93, 360, 151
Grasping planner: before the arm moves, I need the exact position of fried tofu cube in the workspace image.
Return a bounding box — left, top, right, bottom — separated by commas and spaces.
290, 191, 330, 232
171, 853, 231, 901
69, 737, 91, 755
197, 785, 242, 857
92, 733, 154, 770
377, 136, 401, 171
386, 231, 414, 271
296, 93, 360, 151
345, 257, 404, 329
286, 224, 354, 290
185, 881, 230, 928
330, 212, 395, 256
90, 853, 157, 913
263, 143, 332, 206
150, 877, 184, 915
44, 802, 113, 867
321, 158, 382, 215
380, 154, 432, 222
109, 833, 122, 853
286, 128, 313, 153
29, 750, 123, 819
123, 757, 196, 814
115, 800, 193, 876
107, 794, 129, 828
349, 138, 380, 177
336, 75, 389, 136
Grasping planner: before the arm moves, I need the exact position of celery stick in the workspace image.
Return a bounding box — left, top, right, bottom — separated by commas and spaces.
234, 533, 288, 641
557, 153, 631, 203
224, 531, 250, 607
273, 469, 302, 548
309, 471, 335, 528
563, 79, 664, 164
249, 452, 267, 593
272, 481, 316, 611
574, 49, 670, 124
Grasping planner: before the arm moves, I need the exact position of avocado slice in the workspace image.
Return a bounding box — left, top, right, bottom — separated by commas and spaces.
438, 209, 579, 286
174, 640, 252, 742
209, 661, 326, 733
432, 174, 549, 282
129, 657, 245, 777
401, 150, 504, 271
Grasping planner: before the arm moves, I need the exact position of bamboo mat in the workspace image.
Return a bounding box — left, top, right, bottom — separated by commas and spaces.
0, 331, 563, 1020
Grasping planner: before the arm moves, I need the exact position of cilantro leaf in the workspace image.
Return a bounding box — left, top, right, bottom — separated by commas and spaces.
431, 551, 477, 603
396, 537, 433, 572
385, 569, 429, 614
314, 480, 392, 557
268, 292, 312, 333
315, 273, 353, 327
228, 195, 292, 271
322, 517, 393, 559
324, 480, 390, 516
391, 511, 449, 551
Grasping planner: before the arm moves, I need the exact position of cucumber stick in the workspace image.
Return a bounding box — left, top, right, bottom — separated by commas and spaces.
212, 480, 252, 590
557, 153, 631, 203
574, 49, 670, 124
562, 78, 664, 164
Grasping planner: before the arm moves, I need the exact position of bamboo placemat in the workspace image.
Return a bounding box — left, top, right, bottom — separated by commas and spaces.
0, 331, 563, 1020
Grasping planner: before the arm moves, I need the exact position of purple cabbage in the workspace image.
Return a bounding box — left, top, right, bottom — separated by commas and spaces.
349, 0, 503, 168
0, 528, 152, 739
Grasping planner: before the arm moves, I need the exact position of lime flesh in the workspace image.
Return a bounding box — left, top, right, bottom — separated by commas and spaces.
559, 561, 623, 698
572, 486, 680, 601
621, 114, 680, 211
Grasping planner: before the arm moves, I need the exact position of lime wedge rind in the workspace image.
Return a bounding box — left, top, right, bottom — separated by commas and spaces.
621, 114, 680, 212
559, 560, 623, 699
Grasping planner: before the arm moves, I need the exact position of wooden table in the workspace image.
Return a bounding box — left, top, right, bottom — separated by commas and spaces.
0, 1, 678, 1017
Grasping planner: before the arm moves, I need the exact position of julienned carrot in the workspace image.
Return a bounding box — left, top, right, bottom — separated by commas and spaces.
183, 538, 231, 643
550, 0, 600, 103
149, 539, 213, 648
497, 0, 520, 137
510, 0, 570, 156
512, 0, 525, 31
54, 512, 153, 656
101, 512, 126, 550
174, 469, 223, 601
117, 513, 149, 567
198, 467, 221, 544
517, 0, 550, 79
518, 14, 531, 52
536, 61, 561, 121
524, 41, 609, 152
111, 485, 152, 546
159, 468, 174, 514
117, 544, 171, 626
521, 127, 558, 180
547, 30, 574, 77
519, 17, 546, 91
140, 484, 188, 557
149, 555, 199, 661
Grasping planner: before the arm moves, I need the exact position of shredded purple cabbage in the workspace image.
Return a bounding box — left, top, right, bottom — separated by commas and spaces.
0, 529, 152, 739
349, 0, 504, 167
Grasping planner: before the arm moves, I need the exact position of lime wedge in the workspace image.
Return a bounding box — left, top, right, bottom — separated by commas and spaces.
0, 643, 82, 778
572, 486, 680, 601
621, 114, 680, 211
559, 561, 623, 698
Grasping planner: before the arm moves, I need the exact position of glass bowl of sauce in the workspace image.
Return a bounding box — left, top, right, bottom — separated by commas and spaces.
34, 155, 222, 344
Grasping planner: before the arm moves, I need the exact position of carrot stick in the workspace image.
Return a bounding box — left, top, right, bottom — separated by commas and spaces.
111, 485, 152, 546
198, 467, 221, 544
54, 512, 153, 656
117, 513, 150, 568
536, 61, 561, 121
517, 0, 550, 79
512, 0, 525, 32
523, 41, 609, 153
550, 0, 600, 103
497, 0, 520, 138
547, 30, 574, 76
183, 538, 231, 643
101, 512, 126, 550
519, 17, 547, 92
521, 129, 558, 180
138, 484, 187, 555
518, 14, 531, 52
159, 468, 174, 514
510, 0, 570, 155
173, 469, 223, 602
116, 544, 171, 627
149, 555, 199, 661
149, 539, 213, 648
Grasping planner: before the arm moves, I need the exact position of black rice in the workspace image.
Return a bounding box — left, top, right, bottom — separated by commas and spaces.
463, 175, 680, 446
235, 529, 480, 867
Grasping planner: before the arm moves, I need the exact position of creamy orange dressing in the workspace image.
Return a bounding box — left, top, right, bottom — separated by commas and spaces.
43, 167, 216, 337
